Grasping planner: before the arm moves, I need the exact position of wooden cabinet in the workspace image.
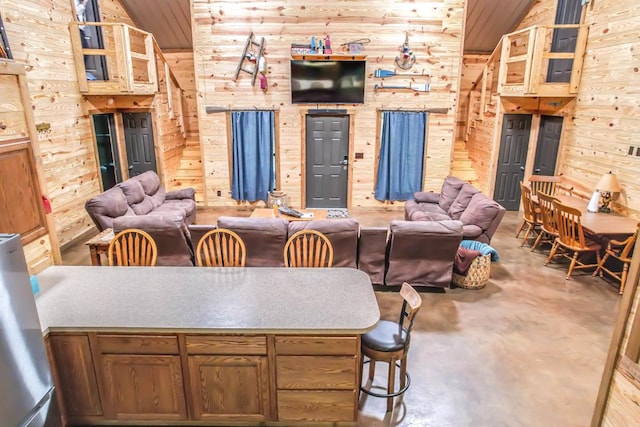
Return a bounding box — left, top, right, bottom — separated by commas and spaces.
47, 332, 361, 425
185, 335, 270, 421
274, 336, 360, 423
94, 334, 187, 421
46, 334, 103, 422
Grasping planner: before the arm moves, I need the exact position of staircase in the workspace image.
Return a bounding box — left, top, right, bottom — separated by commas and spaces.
169, 134, 205, 206
451, 139, 479, 187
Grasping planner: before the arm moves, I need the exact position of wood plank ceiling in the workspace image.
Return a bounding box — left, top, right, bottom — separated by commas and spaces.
464, 0, 537, 53
119, 0, 537, 53
120, 0, 192, 50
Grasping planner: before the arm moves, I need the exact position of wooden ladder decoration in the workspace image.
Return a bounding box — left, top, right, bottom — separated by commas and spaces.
234, 32, 265, 86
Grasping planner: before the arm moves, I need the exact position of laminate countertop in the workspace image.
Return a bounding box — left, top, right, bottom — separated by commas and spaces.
35, 266, 380, 335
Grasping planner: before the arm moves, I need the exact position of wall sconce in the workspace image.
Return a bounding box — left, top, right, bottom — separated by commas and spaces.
595, 171, 621, 213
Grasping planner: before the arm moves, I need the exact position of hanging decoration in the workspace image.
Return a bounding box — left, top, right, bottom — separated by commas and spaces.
395, 33, 416, 70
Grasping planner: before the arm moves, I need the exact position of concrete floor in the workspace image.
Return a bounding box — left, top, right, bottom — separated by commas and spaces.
61, 209, 620, 427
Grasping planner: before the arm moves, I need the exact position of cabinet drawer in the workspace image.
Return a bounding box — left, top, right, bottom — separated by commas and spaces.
277, 390, 355, 422
276, 356, 356, 390
186, 335, 267, 355
275, 336, 358, 355
96, 335, 179, 355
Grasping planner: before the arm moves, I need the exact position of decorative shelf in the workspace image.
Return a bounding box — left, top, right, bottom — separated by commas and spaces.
290, 54, 366, 61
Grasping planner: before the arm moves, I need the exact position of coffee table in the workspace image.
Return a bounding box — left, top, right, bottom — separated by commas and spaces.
250, 208, 327, 221
85, 228, 114, 266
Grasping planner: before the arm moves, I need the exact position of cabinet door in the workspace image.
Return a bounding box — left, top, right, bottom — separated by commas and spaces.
47, 334, 103, 420
100, 354, 186, 421
188, 355, 270, 421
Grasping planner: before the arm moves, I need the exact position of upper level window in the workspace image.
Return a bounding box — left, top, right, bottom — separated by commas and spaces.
0, 13, 12, 59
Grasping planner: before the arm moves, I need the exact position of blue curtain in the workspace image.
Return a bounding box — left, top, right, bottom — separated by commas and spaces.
374, 111, 427, 201
231, 111, 275, 202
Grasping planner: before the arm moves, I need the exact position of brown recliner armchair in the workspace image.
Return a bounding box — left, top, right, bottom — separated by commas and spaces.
217, 216, 289, 267
112, 213, 194, 266
385, 219, 463, 288
288, 219, 359, 268
358, 226, 389, 285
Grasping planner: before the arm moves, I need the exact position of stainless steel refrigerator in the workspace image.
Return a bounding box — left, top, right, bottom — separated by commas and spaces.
0, 234, 58, 426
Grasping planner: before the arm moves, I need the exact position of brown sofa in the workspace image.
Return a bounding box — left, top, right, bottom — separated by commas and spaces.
85, 171, 196, 232
404, 176, 505, 243
385, 220, 463, 288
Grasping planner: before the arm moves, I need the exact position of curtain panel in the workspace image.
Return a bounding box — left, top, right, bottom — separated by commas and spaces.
231, 111, 275, 202
374, 111, 427, 201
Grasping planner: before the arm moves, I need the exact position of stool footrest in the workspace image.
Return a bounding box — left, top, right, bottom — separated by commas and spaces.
360, 360, 411, 398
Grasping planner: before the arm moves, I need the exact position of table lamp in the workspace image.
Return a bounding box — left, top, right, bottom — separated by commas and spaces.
595, 172, 621, 213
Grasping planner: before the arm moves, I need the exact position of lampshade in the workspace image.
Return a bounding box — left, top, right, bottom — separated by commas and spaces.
595, 172, 621, 193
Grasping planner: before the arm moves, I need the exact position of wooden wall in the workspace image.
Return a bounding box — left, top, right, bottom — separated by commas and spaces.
0, 0, 97, 252
455, 54, 488, 142
1, 0, 190, 253
192, 0, 465, 208
463, 0, 640, 218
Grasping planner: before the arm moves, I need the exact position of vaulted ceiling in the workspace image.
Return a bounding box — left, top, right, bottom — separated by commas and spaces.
120, 0, 537, 54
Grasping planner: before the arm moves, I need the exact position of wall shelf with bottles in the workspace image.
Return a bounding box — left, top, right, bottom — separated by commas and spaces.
290, 54, 366, 61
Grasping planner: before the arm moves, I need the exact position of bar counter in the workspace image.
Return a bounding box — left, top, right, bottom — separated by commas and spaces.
35, 266, 380, 426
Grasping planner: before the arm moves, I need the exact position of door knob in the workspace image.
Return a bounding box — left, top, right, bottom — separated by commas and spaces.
520, 166, 525, 171
339, 157, 348, 166
534, 168, 541, 173
128, 165, 133, 170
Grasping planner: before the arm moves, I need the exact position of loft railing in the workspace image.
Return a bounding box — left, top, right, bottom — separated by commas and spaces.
468, 24, 588, 124
495, 24, 589, 97
69, 22, 158, 95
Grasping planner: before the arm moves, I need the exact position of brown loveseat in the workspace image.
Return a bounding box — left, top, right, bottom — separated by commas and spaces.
404, 176, 505, 243
85, 171, 196, 232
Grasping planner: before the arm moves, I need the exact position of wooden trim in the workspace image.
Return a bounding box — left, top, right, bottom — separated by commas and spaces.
114, 113, 128, 180
225, 111, 233, 194
591, 244, 640, 426
177, 334, 195, 420
15, 68, 62, 263
300, 112, 307, 208
290, 54, 366, 61
266, 335, 278, 421
274, 111, 281, 192
68, 23, 88, 93
569, 25, 589, 93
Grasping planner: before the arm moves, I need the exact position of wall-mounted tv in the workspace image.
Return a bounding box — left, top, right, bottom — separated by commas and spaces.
290, 60, 366, 104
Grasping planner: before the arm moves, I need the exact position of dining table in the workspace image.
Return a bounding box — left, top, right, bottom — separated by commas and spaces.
552, 195, 638, 236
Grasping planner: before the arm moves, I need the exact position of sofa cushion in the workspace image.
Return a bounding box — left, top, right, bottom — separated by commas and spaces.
117, 180, 145, 205
148, 186, 166, 209
448, 184, 480, 220
460, 193, 502, 230
288, 219, 359, 268
133, 171, 161, 195
409, 211, 451, 221
439, 176, 468, 212
414, 191, 440, 203
217, 216, 289, 267
129, 196, 155, 216
84, 187, 134, 231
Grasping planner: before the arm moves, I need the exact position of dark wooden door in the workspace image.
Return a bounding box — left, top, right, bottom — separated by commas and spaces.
494, 114, 532, 210
305, 114, 349, 208
123, 112, 156, 177
532, 116, 562, 176
547, 0, 582, 83
93, 113, 121, 190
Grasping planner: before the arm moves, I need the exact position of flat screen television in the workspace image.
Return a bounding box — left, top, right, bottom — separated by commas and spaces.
290, 60, 366, 104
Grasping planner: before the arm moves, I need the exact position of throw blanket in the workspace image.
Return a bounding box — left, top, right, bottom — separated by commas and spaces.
454, 247, 482, 276
460, 240, 500, 262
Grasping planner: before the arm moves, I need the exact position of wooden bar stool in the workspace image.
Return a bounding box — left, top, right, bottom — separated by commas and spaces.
360, 282, 422, 412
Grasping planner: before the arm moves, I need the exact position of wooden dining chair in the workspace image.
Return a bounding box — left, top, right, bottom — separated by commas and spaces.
545, 200, 602, 279
531, 191, 560, 252
196, 228, 246, 267
593, 224, 639, 294
528, 175, 562, 197
108, 229, 158, 266
516, 182, 541, 246
284, 229, 333, 267
360, 282, 422, 412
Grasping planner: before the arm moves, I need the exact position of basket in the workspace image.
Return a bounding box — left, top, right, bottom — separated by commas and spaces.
452, 254, 491, 289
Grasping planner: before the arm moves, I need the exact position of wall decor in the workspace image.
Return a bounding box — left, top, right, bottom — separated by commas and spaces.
395, 33, 416, 70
